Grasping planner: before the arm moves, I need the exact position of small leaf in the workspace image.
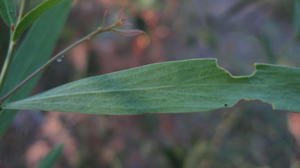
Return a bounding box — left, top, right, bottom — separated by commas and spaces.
3, 59, 300, 114
0, 0, 71, 137
114, 29, 145, 37
13, 0, 64, 41
37, 144, 64, 168
0, 0, 17, 26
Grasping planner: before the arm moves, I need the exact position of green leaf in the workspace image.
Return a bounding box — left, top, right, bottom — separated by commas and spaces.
0, 0, 17, 26
13, 0, 64, 41
3, 59, 300, 114
0, 0, 71, 137
295, 0, 300, 38
37, 144, 64, 168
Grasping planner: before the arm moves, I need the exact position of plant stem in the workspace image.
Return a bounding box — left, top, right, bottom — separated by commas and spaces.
0, 0, 26, 90
0, 36, 15, 89
0, 24, 120, 103
17, 0, 26, 22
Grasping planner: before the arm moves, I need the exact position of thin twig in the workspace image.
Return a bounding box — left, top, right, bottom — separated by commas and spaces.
0, 38, 15, 89
17, 0, 26, 22
0, 0, 27, 89
0, 23, 121, 103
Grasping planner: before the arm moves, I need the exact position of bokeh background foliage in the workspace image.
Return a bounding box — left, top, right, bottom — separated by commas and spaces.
0, 0, 300, 167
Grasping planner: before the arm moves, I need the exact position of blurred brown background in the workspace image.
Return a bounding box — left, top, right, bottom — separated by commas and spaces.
1, 0, 300, 167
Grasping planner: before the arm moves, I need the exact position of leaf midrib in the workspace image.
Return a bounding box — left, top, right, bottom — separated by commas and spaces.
10, 83, 290, 102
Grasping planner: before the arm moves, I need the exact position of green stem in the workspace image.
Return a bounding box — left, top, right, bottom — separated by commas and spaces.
0, 24, 120, 103
0, 0, 26, 90
0, 35, 15, 89
17, 0, 26, 22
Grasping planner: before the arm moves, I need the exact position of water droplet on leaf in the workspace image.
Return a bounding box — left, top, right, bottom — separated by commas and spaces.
56, 55, 65, 63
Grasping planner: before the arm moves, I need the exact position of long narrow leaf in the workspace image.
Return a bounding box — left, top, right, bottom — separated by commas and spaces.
0, 0, 17, 26
4, 59, 300, 114
13, 0, 64, 41
0, 0, 71, 137
36, 144, 64, 168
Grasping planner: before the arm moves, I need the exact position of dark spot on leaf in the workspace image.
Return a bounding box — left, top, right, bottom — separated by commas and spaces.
224, 104, 228, 107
